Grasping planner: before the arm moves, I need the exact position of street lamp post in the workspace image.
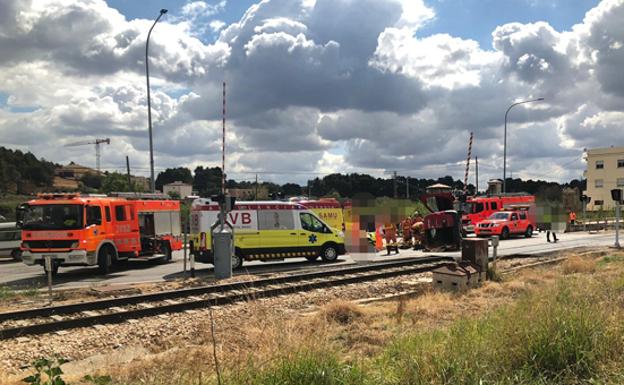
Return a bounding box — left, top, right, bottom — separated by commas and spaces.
503, 97, 544, 193
146, 9, 168, 193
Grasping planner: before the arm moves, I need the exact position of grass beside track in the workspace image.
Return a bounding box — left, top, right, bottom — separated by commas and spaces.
228, 270, 624, 385
7, 251, 624, 385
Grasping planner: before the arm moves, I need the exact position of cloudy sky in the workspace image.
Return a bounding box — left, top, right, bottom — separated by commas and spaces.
1, 0, 622, 186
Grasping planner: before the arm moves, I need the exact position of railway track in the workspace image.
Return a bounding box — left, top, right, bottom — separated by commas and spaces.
0, 255, 454, 340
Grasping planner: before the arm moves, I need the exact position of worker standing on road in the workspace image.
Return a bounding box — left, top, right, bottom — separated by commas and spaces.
569, 210, 576, 225
401, 216, 413, 248
384, 222, 399, 255
375, 223, 384, 251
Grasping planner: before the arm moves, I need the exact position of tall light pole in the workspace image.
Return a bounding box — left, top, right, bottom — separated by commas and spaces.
503, 97, 544, 193
146, 9, 167, 193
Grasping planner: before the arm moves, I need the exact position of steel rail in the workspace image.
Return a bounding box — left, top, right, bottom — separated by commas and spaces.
0, 257, 453, 339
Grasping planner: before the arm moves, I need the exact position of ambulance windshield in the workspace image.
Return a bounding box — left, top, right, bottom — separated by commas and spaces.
21, 204, 84, 230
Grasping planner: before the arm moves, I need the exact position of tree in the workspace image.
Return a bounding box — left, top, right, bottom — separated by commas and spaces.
155, 167, 193, 191
193, 166, 223, 197
167, 190, 181, 200
281, 183, 302, 197
80, 173, 103, 189
101, 172, 131, 193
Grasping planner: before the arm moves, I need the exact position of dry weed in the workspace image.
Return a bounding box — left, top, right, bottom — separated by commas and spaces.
319, 300, 364, 325
562, 256, 597, 275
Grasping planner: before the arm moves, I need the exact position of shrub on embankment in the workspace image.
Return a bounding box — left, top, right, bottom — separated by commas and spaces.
223, 273, 624, 385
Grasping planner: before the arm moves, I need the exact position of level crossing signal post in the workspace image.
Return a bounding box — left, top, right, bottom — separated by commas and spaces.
611, 189, 622, 249
581, 194, 591, 232
211, 194, 236, 279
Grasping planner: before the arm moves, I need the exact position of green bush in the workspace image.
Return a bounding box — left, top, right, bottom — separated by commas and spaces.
228, 350, 365, 385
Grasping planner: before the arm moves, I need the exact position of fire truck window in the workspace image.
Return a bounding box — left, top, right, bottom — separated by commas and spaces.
491, 202, 498, 210
105, 207, 111, 222
520, 212, 527, 220
511, 213, 518, 220
86, 206, 102, 226
473, 203, 484, 213
115, 205, 126, 221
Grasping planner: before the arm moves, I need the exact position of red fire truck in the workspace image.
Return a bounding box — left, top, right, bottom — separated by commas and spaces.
462, 194, 535, 232
17, 193, 182, 275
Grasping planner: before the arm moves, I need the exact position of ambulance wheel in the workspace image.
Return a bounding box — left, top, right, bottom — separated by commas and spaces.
98, 245, 114, 274
501, 227, 510, 240
232, 251, 243, 270
11, 249, 22, 261
320, 244, 339, 262
525, 225, 533, 238
305, 255, 319, 262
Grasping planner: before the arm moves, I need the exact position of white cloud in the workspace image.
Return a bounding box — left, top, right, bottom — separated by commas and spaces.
1, 0, 624, 185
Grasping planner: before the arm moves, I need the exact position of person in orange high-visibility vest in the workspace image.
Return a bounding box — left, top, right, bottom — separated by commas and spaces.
375, 224, 384, 251
569, 210, 577, 225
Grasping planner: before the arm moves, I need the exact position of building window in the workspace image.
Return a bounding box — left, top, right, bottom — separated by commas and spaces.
595, 200, 604, 206
596, 160, 604, 169
595, 179, 604, 188
618, 159, 624, 168
618, 178, 624, 187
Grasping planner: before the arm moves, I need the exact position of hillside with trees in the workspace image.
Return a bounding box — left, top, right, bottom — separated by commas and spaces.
0, 147, 57, 195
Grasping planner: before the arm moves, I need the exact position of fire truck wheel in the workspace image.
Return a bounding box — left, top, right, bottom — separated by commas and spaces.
305, 255, 319, 262
320, 244, 339, 262
11, 249, 22, 261
98, 245, 114, 274
161, 242, 172, 263
232, 251, 243, 270
501, 227, 510, 240
525, 225, 533, 238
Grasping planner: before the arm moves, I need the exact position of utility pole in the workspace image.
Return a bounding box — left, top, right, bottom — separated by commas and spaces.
406, 176, 410, 199
393, 171, 398, 199
126, 156, 133, 192
222, 81, 226, 195
255, 174, 258, 200
146, 9, 168, 193
475, 156, 479, 194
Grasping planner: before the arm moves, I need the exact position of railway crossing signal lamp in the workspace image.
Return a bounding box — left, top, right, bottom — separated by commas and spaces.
611, 189, 622, 248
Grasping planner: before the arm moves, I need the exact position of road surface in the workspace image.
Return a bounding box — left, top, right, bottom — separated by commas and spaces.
0, 230, 616, 290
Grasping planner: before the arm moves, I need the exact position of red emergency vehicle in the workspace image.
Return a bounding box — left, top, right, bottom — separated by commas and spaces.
474, 205, 536, 239
17, 193, 182, 275
462, 194, 535, 232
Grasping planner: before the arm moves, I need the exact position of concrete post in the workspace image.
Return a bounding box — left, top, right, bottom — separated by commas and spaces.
616, 203, 621, 248
44, 255, 53, 305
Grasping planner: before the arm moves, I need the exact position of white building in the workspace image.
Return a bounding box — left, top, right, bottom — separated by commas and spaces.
163, 181, 193, 199
583, 146, 624, 210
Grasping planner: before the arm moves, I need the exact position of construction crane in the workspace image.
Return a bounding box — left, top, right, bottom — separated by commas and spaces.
64, 138, 110, 173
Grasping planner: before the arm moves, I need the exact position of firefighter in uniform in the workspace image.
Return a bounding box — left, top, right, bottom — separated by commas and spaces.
411, 211, 425, 250
401, 216, 413, 248
384, 222, 399, 255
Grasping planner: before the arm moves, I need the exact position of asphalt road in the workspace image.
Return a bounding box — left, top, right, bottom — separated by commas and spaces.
0, 230, 617, 290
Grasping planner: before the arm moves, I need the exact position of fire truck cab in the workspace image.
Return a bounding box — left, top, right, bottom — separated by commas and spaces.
462, 194, 535, 232
17, 193, 182, 275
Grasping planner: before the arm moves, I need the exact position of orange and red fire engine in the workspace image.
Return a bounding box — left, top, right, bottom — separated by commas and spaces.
462, 194, 535, 232
17, 193, 182, 275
